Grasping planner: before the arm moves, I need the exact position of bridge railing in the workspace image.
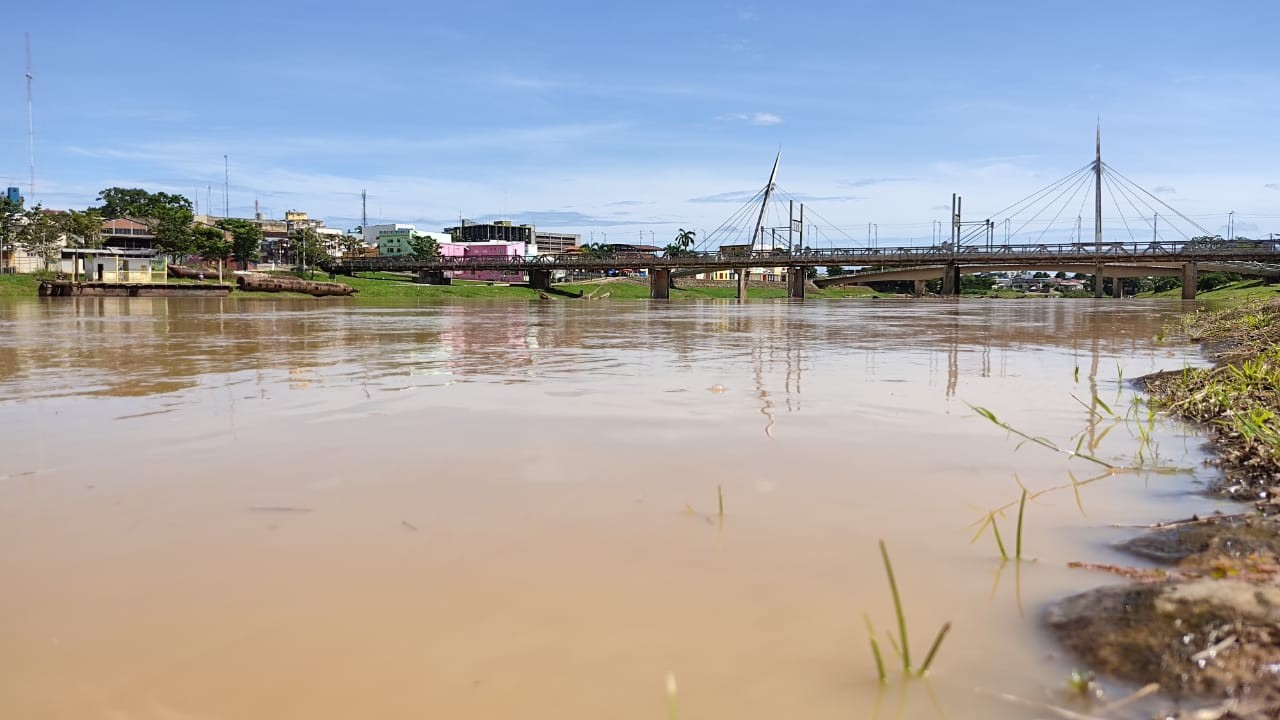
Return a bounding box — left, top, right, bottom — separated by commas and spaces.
331, 238, 1280, 271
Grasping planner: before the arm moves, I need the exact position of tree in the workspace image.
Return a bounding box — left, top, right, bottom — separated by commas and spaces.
16, 207, 64, 269
409, 232, 440, 261
290, 227, 331, 270
215, 218, 263, 266
825, 266, 846, 276
338, 235, 365, 259
192, 225, 231, 264
674, 228, 696, 251
662, 242, 688, 257
94, 187, 195, 256
580, 242, 610, 257
56, 209, 104, 248
1054, 271, 1068, 280
0, 197, 25, 270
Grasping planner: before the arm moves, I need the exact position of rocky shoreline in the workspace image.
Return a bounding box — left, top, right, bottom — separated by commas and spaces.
1046, 300, 1280, 720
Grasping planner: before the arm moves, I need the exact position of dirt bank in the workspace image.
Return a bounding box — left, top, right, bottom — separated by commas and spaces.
1047, 299, 1280, 720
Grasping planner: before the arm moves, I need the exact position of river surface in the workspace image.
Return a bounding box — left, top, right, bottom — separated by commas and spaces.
0, 297, 1231, 719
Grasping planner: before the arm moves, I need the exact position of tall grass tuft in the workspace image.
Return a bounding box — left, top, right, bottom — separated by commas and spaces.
879, 540, 911, 673
871, 540, 952, 678
864, 613, 887, 684
1015, 489, 1028, 560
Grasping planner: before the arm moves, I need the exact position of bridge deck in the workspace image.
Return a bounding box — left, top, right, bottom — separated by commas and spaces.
333, 240, 1280, 274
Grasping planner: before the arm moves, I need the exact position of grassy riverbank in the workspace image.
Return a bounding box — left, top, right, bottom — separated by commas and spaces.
1046, 298, 1280, 720
1138, 278, 1280, 301
1145, 298, 1280, 498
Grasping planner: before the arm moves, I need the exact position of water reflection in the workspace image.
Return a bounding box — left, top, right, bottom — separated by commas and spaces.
0, 296, 1219, 720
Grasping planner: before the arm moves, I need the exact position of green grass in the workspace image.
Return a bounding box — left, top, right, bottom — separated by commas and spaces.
1138, 279, 1280, 300
0, 274, 39, 296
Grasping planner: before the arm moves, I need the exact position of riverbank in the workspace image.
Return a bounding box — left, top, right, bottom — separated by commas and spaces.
0, 272, 894, 300
1048, 298, 1280, 719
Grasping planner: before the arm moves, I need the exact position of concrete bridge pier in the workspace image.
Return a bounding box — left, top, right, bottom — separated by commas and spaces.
1094, 264, 1105, 298
1182, 262, 1198, 300
787, 268, 805, 299
941, 263, 961, 296
1113, 275, 1123, 298
649, 268, 671, 299
528, 269, 552, 291
914, 279, 926, 297
416, 270, 450, 285
736, 269, 748, 301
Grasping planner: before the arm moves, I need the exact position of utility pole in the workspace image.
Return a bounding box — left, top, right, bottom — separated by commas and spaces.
25, 33, 35, 204
223, 154, 230, 218
1153, 213, 1158, 243
1228, 210, 1235, 240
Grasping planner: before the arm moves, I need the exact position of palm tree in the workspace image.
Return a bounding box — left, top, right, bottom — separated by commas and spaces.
674, 228, 696, 251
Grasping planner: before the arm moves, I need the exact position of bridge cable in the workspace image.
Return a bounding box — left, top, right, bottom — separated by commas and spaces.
1103, 175, 1138, 244
1007, 167, 1093, 241
1102, 163, 1214, 237
1034, 168, 1095, 245
987, 162, 1093, 221
774, 188, 864, 247
700, 189, 768, 251
1106, 169, 1194, 242
1108, 173, 1172, 243
1071, 174, 1095, 242
1001, 165, 1092, 236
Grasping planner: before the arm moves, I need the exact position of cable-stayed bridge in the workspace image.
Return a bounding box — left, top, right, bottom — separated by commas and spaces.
331, 133, 1280, 299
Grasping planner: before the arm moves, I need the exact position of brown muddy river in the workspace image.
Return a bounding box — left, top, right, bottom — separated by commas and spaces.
0, 297, 1230, 719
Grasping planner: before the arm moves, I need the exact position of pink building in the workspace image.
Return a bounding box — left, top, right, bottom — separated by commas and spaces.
441, 241, 530, 283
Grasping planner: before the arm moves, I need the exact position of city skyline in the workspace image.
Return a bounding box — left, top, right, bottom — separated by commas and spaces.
3, 0, 1279, 244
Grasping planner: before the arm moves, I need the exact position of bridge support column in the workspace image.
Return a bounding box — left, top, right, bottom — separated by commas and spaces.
1182, 262, 1198, 300
649, 268, 671, 299
415, 270, 450, 285
528, 269, 552, 291
787, 267, 805, 298
913, 279, 926, 297
1113, 276, 1123, 299
737, 269, 748, 301
1094, 264, 1105, 298
941, 263, 960, 296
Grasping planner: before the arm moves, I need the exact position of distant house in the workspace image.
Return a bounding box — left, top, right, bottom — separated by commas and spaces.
101, 218, 156, 251
59, 248, 162, 283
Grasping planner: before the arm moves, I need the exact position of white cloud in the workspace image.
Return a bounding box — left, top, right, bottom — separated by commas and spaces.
720, 112, 783, 126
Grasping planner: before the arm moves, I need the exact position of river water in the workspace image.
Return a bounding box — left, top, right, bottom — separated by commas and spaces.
0, 297, 1230, 719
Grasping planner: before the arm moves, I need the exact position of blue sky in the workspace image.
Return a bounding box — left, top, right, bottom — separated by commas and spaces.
3, 0, 1279, 246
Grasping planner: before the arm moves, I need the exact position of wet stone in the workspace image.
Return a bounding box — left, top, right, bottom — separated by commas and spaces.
1121, 517, 1280, 564
1046, 579, 1280, 705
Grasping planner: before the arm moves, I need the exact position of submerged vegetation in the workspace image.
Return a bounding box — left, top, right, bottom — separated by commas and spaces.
866, 540, 951, 682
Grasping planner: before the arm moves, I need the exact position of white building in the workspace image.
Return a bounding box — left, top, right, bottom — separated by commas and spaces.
376, 226, 452, 257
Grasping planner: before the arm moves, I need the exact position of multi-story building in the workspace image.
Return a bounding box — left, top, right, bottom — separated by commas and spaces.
535, 230, 579, 255
377, 227, 451, 257
444, 220, 535, 246
101, 218, 156, 251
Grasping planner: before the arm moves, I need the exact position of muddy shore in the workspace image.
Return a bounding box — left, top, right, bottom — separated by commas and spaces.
1046, 299, 1280, 720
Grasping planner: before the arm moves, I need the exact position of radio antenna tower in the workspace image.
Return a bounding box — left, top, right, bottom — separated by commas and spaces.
361, 188, 368, 229
25, 32, 35, 203
223, 154, 230, 217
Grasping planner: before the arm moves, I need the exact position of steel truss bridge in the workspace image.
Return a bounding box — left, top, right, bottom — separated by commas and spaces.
330, 238, 1280, 300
